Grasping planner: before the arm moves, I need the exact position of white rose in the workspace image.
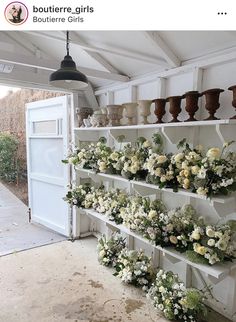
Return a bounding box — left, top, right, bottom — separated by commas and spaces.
99, 250, 106, 258
207, 239, 215, 247
182, 161, 189, 170
169, 235, 178, 244
207, 147, 221, 160
130, 165, 138, 174
77, 152, 84, 158
174, 153, 184, 163
206, 227, 215, 238
148, 210, 157, 219
196, 187, 208, 196
157, 155, 167, 164
68, 157, 75, 164
160, 176, 166, 183
154, 168, 162, 177
197, 167, 206, 179
215, 240, 228, 251
143, 140, 151, 148
191, 230, 201, 240
184, 169, 190, 177
159, 286, 165, 293
191, 165, 200, 175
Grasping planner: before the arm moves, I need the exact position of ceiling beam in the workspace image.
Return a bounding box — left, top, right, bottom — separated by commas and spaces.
84, 83, 99, 108
0, 70, 101, 104
144, 31, 180, 67
66, 31, 121, 74
4, 31, 38, 55
0, 69, 62, 90
0, 50, 129, 83
24, 31, 168, 66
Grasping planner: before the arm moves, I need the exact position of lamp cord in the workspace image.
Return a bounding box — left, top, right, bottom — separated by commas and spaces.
66, 31, 69, 56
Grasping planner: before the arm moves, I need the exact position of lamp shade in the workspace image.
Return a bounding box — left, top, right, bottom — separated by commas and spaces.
49, 54, 88, 90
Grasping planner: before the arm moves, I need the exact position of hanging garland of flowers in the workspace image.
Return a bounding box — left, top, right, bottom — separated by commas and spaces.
63, 135, 236, 198
64, 184, 236, 266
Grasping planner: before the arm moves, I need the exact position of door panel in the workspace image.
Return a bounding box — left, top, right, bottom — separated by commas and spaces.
26, 96, 70, 236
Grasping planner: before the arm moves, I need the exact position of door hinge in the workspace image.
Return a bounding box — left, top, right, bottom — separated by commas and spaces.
28, 208, 31, 222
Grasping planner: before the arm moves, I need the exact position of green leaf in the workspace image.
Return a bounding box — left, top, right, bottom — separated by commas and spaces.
99, 136, 107, 144
177, 138, 187, 149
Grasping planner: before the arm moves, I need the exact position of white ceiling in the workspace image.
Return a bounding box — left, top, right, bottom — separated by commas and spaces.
0, 31, 236, 90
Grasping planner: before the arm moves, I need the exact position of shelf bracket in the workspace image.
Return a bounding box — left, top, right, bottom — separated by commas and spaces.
108, 129, 137, 143
131, 182, 161, 198
161, 126, 197, 145
210, 198, 236, 218
215, 124, 236, 145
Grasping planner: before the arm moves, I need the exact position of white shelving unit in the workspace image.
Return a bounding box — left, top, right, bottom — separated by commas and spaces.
79, 207, 236, 280
72, 117, 236, 320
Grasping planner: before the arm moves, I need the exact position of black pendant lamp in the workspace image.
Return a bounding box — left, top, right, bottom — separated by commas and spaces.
49, 31, 88, 90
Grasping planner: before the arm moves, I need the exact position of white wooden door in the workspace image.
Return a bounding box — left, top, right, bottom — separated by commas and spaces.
26, 96, 70, 236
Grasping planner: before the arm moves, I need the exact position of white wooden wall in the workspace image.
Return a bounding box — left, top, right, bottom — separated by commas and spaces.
75, 60, 236, 320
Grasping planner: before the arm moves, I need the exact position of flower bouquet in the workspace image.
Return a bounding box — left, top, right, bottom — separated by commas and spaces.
120, 195, 166, 242
114, 249, 154, 290
187, 224, 236, 265
155, 205, 203, 251
63, 184, 92, 207
148, 270, 206, 322
97, 233, 126, 267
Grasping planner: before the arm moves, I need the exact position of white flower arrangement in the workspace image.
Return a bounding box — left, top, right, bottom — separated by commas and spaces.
65, 183, 236, 266
97, 235, 206, 322
120, 196, 166, 241
64, 135, 236, 198
97, 233, 126, 267
148, 270, 206, 322
187, 224, 236, 265
174, 139, 236, 198
114, 248, 154, 290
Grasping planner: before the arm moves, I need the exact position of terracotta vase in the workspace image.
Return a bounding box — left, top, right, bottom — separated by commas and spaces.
166, 96, 182, 123
228, 85, 236, 119
106, 105, 122, 126
183, 91, 202, 122
76, 107, 93, 127
137, 100, 152, 124
122, 102, 138, 125
153, 98, 166, 123
202, 88, 224, 120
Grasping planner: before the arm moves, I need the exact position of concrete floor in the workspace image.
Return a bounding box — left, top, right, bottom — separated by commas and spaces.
0, 182, 65, 256
0, 237, 168, 322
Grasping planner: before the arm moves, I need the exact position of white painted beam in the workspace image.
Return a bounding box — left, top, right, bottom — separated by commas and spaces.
0, 66, 99, 107
0, 50, 129, 83
69, 31, 120, 74
84, 83, 99, 109
5, 31, 38, 55
144, 31, 180, 67
24, 31, 168, 66
95, 48, 236, 95
0, 69, 63, 91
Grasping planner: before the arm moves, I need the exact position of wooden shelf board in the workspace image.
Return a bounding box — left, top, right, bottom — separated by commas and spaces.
80, 208, 236, 279
74, 119, 236, 131
76, 168, 235, 204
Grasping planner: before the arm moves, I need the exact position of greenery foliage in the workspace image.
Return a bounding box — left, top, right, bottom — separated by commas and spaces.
0, 132, 18, 182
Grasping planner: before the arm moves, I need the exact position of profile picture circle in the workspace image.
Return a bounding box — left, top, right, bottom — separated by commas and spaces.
5, 2, 28, 25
